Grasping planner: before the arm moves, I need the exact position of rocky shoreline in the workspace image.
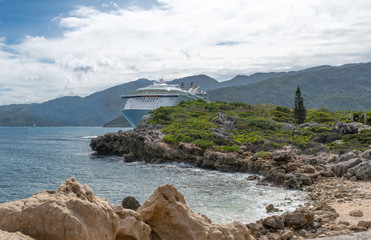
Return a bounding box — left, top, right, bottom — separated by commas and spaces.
1, 122, 370, 240
0, 177, 254, 240
89, 123, 371, 239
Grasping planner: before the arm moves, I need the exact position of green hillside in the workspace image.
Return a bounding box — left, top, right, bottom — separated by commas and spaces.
209, 63, 371, 111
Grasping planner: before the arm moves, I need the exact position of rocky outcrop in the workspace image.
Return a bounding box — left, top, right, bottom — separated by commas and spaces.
91, 130, 319, 189
332, 121, 371, 135
138, 184, 254, 240
0, 178, 254, 240
331, 149, 371, 180
0, 177, 151, 240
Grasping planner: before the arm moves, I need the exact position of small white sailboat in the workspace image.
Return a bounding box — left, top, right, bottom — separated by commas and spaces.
33, 122, 36, 128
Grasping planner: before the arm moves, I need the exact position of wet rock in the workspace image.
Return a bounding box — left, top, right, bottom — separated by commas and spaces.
266, 204, 279, 213
349, 210, 363, 217
122, 196, 141, 211
283, 207, 314, 229
262, 215, 284, 229
246, 175, 260, 181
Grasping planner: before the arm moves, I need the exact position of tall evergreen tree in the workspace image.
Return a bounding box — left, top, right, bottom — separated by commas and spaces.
294, 85, 306, 124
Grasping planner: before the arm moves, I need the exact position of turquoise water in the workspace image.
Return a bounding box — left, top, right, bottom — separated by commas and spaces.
0, 127, 308, 223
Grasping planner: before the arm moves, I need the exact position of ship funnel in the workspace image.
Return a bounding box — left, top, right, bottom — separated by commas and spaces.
180, 82, 185, 89
190, 82, 193, 89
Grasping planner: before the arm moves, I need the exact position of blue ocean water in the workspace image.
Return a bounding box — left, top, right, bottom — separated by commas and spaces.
0, 127, 308, 223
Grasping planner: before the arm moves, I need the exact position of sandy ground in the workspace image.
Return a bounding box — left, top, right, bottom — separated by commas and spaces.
329, 182, 371, 226
311, 231, 371, 240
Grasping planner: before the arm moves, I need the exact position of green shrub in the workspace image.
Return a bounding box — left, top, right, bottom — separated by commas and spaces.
216, 145, 240, 152
192, 139, 215, 148
255, 151, 269, 159
306, 111, 334, 124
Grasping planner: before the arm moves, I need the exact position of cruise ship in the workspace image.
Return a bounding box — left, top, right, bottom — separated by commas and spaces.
122, 79, 209, 127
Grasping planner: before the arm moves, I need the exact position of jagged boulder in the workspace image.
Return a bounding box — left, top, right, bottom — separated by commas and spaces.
332, 121, 371, 136
138, 184, 254, 240
352, 161, 371, 180
283, 207, 314, 229
333, 158, 363, 177
272, 149, 293, 162
122, 196, 141, 211
262, 216, 284, 229
0, 177, 151, 240
332, 122, 359, 135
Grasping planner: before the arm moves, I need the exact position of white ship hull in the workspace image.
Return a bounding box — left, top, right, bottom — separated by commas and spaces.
121, 81, 208, 127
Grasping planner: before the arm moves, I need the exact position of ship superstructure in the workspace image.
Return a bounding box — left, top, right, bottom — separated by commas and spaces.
122, 79, 208, 127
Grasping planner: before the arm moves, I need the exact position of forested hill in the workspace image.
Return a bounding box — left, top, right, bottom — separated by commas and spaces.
208, 62, 371, 111
0, 62, 370, 126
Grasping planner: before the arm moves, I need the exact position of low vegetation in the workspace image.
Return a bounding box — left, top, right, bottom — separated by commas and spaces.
149, 99, 371, 153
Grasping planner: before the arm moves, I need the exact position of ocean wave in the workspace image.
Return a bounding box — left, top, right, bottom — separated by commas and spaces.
81, 135, 98, 139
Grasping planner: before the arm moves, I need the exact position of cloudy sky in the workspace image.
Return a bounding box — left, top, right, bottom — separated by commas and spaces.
1, 0, 371, 105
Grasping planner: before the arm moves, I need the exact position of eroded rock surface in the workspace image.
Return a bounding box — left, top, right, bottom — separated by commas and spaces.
138, 184, 254, 240
0, 177, 150, 240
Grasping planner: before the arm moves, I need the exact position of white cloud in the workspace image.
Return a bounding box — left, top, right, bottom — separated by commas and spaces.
1, 0, 371, 105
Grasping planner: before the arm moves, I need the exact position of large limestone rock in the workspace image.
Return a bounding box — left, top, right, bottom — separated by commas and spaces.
138, 184, 254, 240
0, 177, 151, 240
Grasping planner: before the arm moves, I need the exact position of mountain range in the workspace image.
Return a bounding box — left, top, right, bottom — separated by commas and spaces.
0, 62, 370, 126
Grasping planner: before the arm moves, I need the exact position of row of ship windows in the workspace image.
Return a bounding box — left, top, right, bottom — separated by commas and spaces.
135, 97, 160, 103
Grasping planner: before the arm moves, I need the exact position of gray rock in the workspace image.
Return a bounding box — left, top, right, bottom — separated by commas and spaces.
333, 158, 363, 177
212, 112, 236, 130
361, 149, 371, 160
337, 150, 359, 163
281, 123, 298, 132
137, 114, 152, 129
353, 161, 371, 180
321, 171, 335, 177
332, 121, 359, 135
299, 122, 329, 129
272, 149, 293, 162
265, 204, 279, 213
304, 165, 316, 173
262, 215, 284, 229
283, 207, 314, 229
122, 196, 141, 211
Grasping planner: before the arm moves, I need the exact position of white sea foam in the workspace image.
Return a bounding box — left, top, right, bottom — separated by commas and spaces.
81, 135, 98, 139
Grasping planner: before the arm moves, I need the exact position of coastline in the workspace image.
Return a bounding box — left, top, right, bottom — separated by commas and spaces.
90, 125, 371, 239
